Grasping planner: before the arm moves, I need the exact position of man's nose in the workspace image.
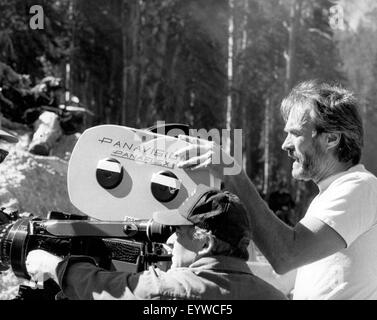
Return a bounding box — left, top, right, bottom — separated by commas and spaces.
282, 135, 292, 152
166, 233, 177, 246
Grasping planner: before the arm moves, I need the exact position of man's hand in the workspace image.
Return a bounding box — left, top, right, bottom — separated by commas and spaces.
174, 135, 224, 177
25, 249, 63, 288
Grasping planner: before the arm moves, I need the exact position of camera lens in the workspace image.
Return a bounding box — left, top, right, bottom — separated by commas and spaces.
0, 218, 32, 279
0, 222, 13, 270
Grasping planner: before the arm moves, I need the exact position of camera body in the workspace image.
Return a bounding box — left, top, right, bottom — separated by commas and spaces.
0, 123, 223, 283
0, 210, 174, 280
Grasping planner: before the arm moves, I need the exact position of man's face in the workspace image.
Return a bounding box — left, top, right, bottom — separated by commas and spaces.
166, 225, 206, 268
282, 104, 328, 182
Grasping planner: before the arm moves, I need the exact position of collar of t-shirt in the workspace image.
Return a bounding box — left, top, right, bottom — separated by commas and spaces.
317, 164, 365, 193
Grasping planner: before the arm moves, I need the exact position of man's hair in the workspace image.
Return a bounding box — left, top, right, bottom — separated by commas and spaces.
281, 80, 364, 165
193, 226, 249, 260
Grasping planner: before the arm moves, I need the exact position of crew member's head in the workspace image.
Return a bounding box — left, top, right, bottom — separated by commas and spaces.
0, 120, 18, 164
280, 80, 363, 183
153, 185, 251, 268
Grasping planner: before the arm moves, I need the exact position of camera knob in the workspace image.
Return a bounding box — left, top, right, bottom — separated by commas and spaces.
96, 158, 123, 189
151, 171, 181, 202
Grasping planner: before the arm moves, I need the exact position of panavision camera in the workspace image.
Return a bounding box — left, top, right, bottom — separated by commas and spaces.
0, 124, 237, 288
0, 208, 175, 279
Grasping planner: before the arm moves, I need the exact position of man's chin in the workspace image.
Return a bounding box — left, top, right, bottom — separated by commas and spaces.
292, 168, 311, 181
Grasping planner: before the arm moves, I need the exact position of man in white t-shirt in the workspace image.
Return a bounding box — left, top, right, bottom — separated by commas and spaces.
175, 80, 377, 299
292, 164, 377, 299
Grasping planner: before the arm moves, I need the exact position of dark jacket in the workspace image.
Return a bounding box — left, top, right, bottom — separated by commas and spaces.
56, 255, 287, 300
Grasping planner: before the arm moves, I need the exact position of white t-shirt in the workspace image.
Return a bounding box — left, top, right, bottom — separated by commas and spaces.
293, 164, 377, 300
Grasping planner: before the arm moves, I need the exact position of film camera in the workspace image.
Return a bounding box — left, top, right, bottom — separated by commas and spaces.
0, 123, 234, 299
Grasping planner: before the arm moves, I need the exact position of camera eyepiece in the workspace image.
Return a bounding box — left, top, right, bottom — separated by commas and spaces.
122, 219, 175, 243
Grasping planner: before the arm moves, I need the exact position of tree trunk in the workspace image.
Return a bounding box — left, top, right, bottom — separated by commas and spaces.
147, 13, 170, 125
263, 97, 271, 197
121, 0, 140, 127
225, 0, 235, 155
121, 1, 129, 126
283, 0, 302, 188
284, 0, 302, 94
238, 0, 249, 173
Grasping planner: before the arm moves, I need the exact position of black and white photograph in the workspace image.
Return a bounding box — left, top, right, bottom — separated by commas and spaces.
0, 0, 377, 306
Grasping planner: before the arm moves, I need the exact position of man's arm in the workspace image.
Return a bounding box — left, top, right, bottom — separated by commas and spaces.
26, 249, 164, 300
224, 171, 346, 274
174, 137, 347, 274
57, 258, 133, 300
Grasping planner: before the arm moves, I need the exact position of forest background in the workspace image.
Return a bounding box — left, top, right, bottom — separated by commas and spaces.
1, 0, 377, 221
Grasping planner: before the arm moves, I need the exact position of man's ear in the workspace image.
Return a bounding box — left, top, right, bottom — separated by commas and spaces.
197, 236, 214, 257
326, 132, 341, 151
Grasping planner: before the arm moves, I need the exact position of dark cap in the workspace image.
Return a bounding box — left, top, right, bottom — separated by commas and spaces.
153, 184, 251, 248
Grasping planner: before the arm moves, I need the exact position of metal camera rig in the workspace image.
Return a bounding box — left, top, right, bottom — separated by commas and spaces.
0, 209, 174, 279
0, 208, 175, 300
